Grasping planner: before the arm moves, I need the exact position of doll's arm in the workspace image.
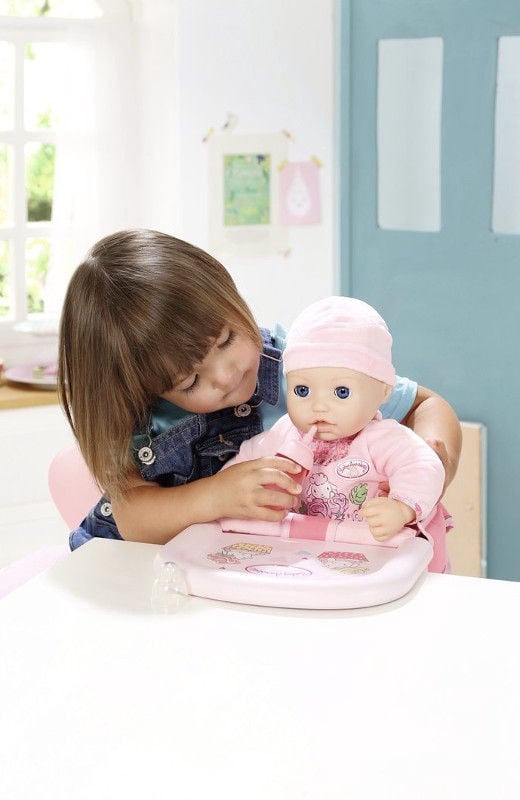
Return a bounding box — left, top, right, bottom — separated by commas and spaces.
221, 512, 332, 540
359, 421, 445, 541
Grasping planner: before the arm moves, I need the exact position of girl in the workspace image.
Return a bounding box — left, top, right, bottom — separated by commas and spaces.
58, 229, 462, 549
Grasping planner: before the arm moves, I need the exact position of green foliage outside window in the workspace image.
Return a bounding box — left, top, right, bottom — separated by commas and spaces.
27, 142, 55, 222
26, 238, 49, 313
25, 109, 54, 312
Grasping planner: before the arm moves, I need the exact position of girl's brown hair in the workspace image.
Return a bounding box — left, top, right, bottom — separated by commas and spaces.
58, 229, 262, 496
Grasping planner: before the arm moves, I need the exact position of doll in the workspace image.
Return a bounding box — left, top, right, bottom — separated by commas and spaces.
220, 296, 452, 573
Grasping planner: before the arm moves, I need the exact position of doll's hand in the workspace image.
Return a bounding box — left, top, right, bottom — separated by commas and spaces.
359, 497, 415, 541
213, 457, 303, 521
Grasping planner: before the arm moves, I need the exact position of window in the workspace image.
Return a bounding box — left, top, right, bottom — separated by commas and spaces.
0, 0, 102, 330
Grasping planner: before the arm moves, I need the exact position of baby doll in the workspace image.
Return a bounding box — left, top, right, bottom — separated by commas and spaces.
220, 296, 452, 573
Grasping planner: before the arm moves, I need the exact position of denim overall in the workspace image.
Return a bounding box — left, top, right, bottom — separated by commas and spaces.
69, 329, 282, 549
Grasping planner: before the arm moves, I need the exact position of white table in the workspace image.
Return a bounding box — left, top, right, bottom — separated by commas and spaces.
0, 538, 519, 800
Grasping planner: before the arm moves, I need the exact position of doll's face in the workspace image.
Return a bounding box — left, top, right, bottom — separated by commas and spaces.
286, 366, 392, 441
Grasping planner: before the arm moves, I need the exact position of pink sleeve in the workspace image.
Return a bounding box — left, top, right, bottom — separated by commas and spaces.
367, 420, 445, 520
221, 435, 262, 470
221, 414, 297, 470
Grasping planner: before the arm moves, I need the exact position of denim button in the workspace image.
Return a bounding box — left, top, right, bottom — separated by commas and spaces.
138, 445, 156, 465
100, 501, 112, 517
234, 403, 251, 417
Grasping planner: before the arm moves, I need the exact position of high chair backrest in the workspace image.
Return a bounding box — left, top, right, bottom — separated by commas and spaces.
48, 445, 101, 529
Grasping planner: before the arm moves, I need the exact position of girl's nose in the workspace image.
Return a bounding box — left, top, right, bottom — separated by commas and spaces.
211, 360, 236, 391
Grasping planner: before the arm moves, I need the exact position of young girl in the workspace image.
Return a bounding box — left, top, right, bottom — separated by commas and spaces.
219, 296, 452, 572
58, 228, 462, 550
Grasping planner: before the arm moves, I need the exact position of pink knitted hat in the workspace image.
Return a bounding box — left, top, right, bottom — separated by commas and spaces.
283, 296, 396, 386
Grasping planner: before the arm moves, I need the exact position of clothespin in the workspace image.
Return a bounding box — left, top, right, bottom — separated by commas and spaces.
277, 159, 289, 171
202, 127, 215, 143
282, 129, 295, 142
221, 113, 238, 132
310, 154, 323, 168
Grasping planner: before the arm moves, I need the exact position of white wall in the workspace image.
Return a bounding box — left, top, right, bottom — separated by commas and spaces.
1, 0, 337, 369
174, 0, 338, 330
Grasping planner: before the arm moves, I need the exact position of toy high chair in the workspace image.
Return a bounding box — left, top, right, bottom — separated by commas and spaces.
46, 447, 433, 610
159, 522, 433, 610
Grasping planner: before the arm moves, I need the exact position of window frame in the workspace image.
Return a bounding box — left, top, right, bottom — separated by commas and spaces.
0, 14, 100, 346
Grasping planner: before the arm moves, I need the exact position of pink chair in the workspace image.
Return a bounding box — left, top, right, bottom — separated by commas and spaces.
0, 446, 100, 600
48, 445, 101, 529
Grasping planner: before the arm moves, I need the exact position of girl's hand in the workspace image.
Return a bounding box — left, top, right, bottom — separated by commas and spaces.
213, 457, 303, 521
359, 497, 415, 541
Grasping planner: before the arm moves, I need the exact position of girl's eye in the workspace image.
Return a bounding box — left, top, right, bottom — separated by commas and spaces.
182, 375, 199, 394
218, 329, 236, 349
294, 385, 310, 398
334, 386, 350, 399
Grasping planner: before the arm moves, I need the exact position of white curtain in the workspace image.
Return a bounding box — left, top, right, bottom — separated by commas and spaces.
44, 1, 140, 315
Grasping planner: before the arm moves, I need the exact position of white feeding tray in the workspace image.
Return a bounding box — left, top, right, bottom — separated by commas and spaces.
158, 523, 433, 609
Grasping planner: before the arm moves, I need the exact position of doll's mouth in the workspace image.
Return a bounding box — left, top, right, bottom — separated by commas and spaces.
314, 421, 334, 431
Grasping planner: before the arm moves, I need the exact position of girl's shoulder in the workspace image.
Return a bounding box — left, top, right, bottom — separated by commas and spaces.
379, 376, 418, 422
263, 322, 287, 353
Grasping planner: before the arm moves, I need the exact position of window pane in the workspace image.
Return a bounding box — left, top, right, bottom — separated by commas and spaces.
0, 41, 14, 131
492, 36, 520, 234
25, 42, 65, 130
25, 141, 55, 221
377, 37, 443, 232
25, 236, 49, 314
0, 1, 102, 17
0, 143, 14, 224
0, 239, 12, 318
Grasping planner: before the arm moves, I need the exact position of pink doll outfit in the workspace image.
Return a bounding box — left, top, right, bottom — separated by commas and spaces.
220, 296, 453, 574
220, 413, 451, 572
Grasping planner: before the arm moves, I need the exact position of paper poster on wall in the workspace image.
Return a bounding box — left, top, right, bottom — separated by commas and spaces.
224, 154, 270, 226
208, 133, 287, 256
280, 161, 321, 225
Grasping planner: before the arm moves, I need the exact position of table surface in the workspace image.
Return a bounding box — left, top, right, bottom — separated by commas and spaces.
0, 537, 519, 800
0, 376, 59, 410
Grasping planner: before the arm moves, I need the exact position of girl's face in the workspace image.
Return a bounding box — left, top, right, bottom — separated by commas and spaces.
162, 326, 261, 414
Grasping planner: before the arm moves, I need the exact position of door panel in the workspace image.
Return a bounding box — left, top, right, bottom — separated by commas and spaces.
340, 0, 520, 580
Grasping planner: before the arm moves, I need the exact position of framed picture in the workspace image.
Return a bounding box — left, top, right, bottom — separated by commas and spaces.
208, 132, 288, 255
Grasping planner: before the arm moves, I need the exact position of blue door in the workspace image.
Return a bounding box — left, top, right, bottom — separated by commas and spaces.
340, 0, 520, 580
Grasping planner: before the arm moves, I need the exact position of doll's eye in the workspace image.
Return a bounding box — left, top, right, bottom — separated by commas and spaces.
294, 385, 310, 398
334, 386, 350, 399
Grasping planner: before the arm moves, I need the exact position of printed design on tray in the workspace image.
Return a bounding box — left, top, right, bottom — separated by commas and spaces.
245, 563, 313, 578
207, 541, 273, 565
318, 550, 370, 575
336, 458, 370, 479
